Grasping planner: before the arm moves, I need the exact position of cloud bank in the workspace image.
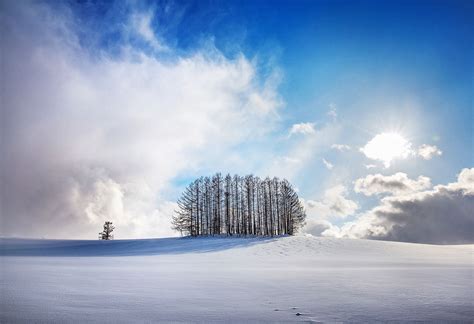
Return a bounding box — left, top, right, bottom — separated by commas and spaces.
339, 168, 474, 244
1, 2, 281, 238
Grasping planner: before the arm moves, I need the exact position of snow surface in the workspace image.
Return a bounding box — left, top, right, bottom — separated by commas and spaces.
1, 236, 473, 323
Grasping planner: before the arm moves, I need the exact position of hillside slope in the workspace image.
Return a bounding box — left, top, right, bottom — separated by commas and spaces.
1, 236, 473, 322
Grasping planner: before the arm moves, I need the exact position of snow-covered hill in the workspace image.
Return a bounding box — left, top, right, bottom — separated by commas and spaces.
1, 236, 472, 322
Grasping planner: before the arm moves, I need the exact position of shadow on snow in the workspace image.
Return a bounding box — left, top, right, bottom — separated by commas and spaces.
0, 236, 280, 257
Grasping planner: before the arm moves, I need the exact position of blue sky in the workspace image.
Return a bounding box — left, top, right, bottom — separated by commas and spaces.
145, 0, 473, 186
159, 0, 472, 219
1, 0, 472, 241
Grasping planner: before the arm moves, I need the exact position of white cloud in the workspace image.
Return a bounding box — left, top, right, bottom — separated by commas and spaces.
365, 164, 377, 169
322, 158, 334, 170
327, 103, 337, 119
331, 144, 350, 151
354, 173, 431, 196
303, 184, 359, 237
304, 219, 338, 237
304, 185, 358, 220
289, 122, 316, 136
417, 144, 442, 160
283, 156, 300, 164
268, 122, 342, 181
443, 167, 474, 194
130, 10, 168, 52
1, 2, 281, 239
337, 168, 474, 244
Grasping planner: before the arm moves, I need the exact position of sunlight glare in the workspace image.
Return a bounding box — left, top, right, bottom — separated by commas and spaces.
361, 132, 412, 167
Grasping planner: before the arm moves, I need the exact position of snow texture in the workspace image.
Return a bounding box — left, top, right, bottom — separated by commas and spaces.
1, 236, 473, 322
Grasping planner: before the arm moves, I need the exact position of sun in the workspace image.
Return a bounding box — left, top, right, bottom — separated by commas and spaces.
361, 132, 412, 167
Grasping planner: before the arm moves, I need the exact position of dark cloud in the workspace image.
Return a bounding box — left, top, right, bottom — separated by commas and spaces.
344, 168, 474, 244
354, 172, 431, 196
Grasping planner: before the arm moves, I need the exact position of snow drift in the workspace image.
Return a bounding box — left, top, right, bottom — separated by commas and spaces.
1, 236, 472, 322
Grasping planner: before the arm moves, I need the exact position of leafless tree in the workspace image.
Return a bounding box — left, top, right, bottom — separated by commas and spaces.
172, 174, 306, 236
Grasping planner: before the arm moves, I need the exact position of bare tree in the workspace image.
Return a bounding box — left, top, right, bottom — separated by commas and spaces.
172, 174, 306, 237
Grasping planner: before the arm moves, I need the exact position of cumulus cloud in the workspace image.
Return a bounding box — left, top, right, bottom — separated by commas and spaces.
322, 158, 334, 170
289, 122, 316, 136
331, 144, 350, 151
354, 173, 431, 196
417, 144, 442, 160
338, 168, 474, 244
1, 2, 281, 239
304, 219, 338, 237
303, 185, 358, 237
305, 185, 358, 219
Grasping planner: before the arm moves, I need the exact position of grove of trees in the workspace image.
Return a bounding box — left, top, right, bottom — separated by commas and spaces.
172, 174, 306, 236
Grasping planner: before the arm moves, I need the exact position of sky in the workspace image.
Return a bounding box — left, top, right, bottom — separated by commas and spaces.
1, 0, 472, 243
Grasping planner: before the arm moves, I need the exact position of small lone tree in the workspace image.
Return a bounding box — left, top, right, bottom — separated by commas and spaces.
99, 221, 115, 240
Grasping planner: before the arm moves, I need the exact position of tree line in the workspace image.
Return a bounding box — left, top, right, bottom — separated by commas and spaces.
172, 173, 306, 236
